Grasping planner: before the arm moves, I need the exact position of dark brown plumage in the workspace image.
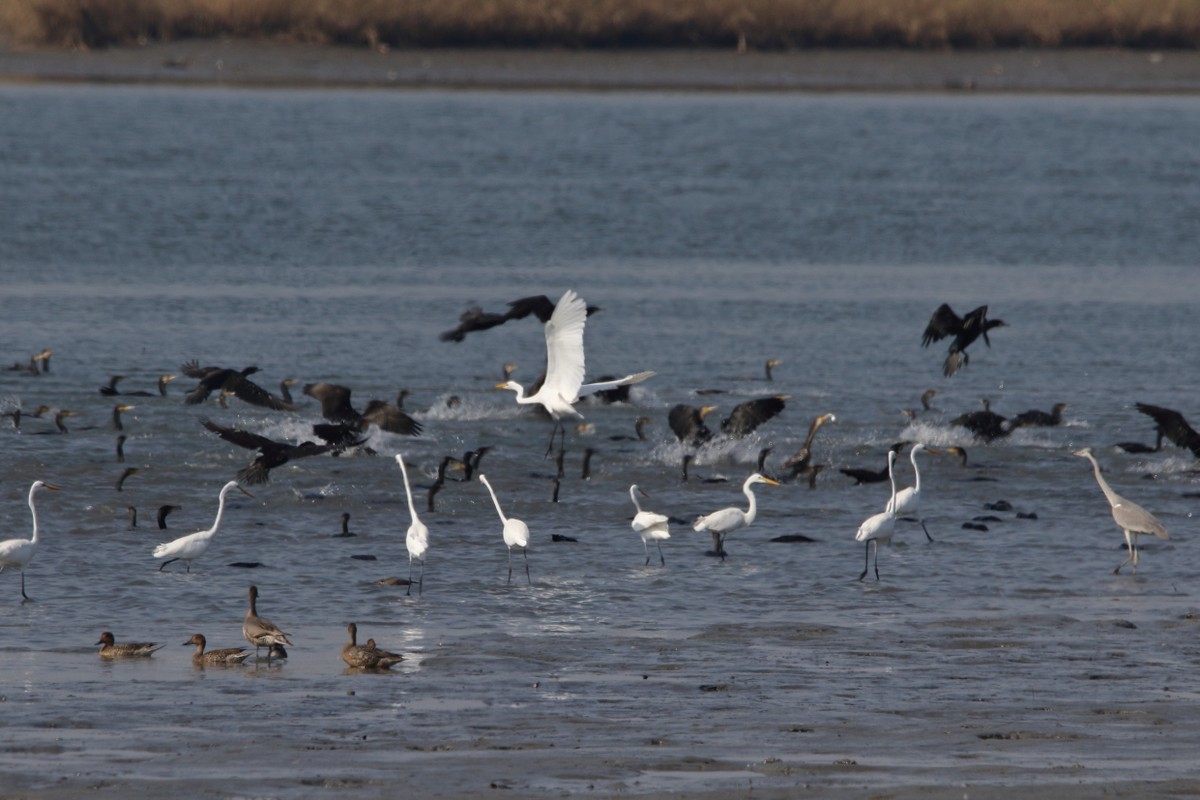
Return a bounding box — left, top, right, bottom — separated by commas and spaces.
201, 418, 352, 485
721, 395, 787, 437
951, 399, 1010, 442
439, 294, 601, 343
181, 361, 293, 410
921, 304, 1006, 377
781, 413, 836, 485
303, 382, 422, 436
1135, 402, 1200, 458
1010, 402, 1068, 428
668, 404, 715, 445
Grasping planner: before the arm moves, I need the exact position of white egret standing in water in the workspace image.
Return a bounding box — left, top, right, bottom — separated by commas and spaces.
0, 480, 62, 601
886, 443, 938, 542
629, 484, 670, 566
856, 450, 898, 581
479, 474, 530, 585
395, 454, 428, 595
152, 480, 251, 572
692, 473, 780, 560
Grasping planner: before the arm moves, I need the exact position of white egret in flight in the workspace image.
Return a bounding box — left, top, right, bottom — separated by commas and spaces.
497, 290, 654, 456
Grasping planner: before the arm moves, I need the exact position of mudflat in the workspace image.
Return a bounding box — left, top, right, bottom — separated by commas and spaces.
1, 40, 1199, 91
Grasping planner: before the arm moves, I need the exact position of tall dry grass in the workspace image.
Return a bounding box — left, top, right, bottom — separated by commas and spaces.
2, 0, 1199, 50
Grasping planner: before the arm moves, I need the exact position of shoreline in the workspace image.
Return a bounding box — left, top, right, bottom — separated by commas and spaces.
2, 40, 1200, 92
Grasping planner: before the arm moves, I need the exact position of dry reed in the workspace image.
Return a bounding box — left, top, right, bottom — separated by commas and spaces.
2, 0, 1199, 50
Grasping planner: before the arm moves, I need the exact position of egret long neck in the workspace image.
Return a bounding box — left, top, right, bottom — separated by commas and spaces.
911, 451, 922, 492
211, 485, 233, 535
742, 479, 759, 526
887, 458, 898, 513
399, 458, 418, 519
629, 487, 643, 514
27, 486, 40, 545
482, 479, 508, 523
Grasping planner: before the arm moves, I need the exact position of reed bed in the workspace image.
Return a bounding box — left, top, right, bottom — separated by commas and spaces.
2, 0, 1199, 50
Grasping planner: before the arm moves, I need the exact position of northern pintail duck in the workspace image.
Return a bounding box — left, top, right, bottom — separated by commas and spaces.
342, 622, 403, 670
183, 633, 251, 666
243, 585, 293, 662
96, 631, 163, 659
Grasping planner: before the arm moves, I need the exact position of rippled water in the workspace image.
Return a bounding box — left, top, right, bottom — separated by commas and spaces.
1, 84, 1199, 798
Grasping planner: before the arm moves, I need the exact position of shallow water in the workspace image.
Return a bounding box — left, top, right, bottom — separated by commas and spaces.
1, 85, 1199, 798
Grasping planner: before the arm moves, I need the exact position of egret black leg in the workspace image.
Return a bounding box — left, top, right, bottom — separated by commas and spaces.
20, 571, 29, 601
417, 559, 425, 595
920, 519, 934, 543
656, 541, 665, 566
407, 557, 414, 596
159, 558, 178, 572
507, 547, 514, 584
859, 542, 869, 581
523, 548, 531, 585
643, 540, 650, 566
873, 540, 880, 581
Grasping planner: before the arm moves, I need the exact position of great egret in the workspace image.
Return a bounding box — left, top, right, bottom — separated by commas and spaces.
152, 480, 251, 572
1011, 403, 1068, 428
395, 455, 428, 595
856, 450, 899, 581
1073, 447, 1171, 574
479, 474, 530, 584
629, 485, 670, 566
496, 291, 654, 456
243, 585, 294, 663
201, 418, 353, 485
95, 631, 163, 659
180, 361, 293, 410
183, 633, 251, 666
342, 622, 404, 669
951, 399, 1010, 442
1134, 403, 1200, 457
0, 480, 62, 601
886, 443, 938, 542
921, 304, 1006, 377
692, 473, 780, 559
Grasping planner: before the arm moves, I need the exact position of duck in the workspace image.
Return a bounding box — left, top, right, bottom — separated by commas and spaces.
341, 622, 404, 669
96, 631, 163, 659
183, 633, 251, 666
242, 585, 294, 662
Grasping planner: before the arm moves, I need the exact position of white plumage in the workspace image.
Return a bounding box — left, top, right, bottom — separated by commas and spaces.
395, 454, 429, 595
629, 484, 670, 566
0, 480, 61, 601
479, 474, 531, 584
152, 480, 249, 572
856, 450, 898, 581
692, 473, 779, 559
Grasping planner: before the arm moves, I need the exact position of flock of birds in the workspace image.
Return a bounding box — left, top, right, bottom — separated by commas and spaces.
0, 293, 1191, 668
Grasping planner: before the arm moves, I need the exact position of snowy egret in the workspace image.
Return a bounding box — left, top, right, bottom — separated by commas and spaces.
496, 290, 654, 456
479, 474, 530, 584
629, 485, 670, 566
886, 443, 938, 542
183, 633, 251, 666
243, 585, 293, 662
152, 480, 251, 572
96, 631, 163, 659
856, 450, 899, 581
342, 622, 404, 669
395, 455, 428, 596
0, 480, 61, 601
692, 473, 780, 559
1073, 447, 1171, 574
